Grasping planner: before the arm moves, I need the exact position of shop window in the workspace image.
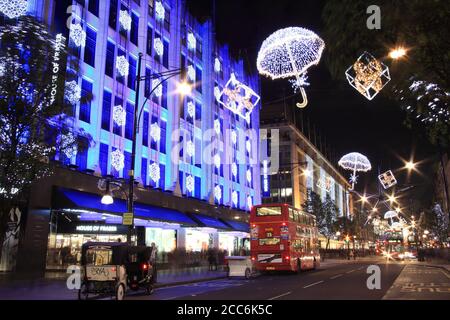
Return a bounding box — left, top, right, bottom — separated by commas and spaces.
146, 25, 153, 56
163, 39, 169, 68
113, 96, 123, 136
144, 67, 152, 98
160, 120, 167, 154
195, 176, 201, 199
123, 151, 131, 178
195, 66, 202, 93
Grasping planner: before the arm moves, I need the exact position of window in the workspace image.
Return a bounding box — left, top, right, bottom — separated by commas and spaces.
159, 163, 165, 189
142, 111, 149, 147
84, 27, 96, 67
101, 90, 112, 131
113, 97, 123, 136
116, 48, 126, 84
120, 5, 129, 38
146, 25, 153, 56
99, 143, 109, 176
163, 39, 169, 68
109, 0, 118, 29
125, 102, 134, 140
105, 41, 115, 77
123, 151, 132, 178
195, 102, 202, 126
76, 136, 89, 171
256, 206, 282, 217
128, 55, 137, 90
144, 68, 152, 98
130, 12, 139, 45
164, 6, 170, 31
160, 120, 166, 154
259, 238, 281, 246
194, 176, 201, 199
148, 0, 154, 17
79, 79, 92, 123
161, 81, 168, 109
195, 66, 202, 93
88, 0, 99, 16
141, 158, 148, 186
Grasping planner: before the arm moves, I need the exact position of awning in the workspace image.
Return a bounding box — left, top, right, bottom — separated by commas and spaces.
190, 213, 231, 230
54, 188, 198, 226
222, 220, 250, 233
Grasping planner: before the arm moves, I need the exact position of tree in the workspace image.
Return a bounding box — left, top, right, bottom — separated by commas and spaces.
0, 16, 92, 265
322, 0, 449, 148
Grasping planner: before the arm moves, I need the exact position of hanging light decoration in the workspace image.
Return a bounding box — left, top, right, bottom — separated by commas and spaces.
154, 38, 164, 57
231, 163, 238, 177
119, 10, 132, 31
0, 0, 28, 19
214, 119, 221, 135
214, 154, 221, 169
246, 140, 251, 153
214, 86, 221, 102
59, 132, 78, 159
149, 162, 160, 183
186, 140, 195, 158
150, 123, 161, 142
214, 58, 221, 73
111, 150, 125, 171
65, 81, 81, 105
214, 185, 222, 202
116, 55, 129, 77
155, 1, 165, 21
247, 196, 253, 209
152, 79, 163, 98
69, 23, 86, 47
231, 130, 237, 145
246, 169, 252, 183
113, 105, 126, 126
232, 191, 238, 207
187, 101, 195, 118
186, 175, 194, 193
187, 65, 196, 82
187, 32, 196, 51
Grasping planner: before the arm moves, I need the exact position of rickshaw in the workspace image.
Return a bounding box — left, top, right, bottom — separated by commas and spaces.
78, 242, 155, 300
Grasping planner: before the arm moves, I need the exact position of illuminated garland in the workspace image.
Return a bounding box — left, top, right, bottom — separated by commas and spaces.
0, 0, 28, 19
231, 163, 238, 177
119, 10, 132, 31
246, 169, 252, 183
113, 105, 126, 126
60, 132, 78, 158
116, 55, 129, 77
69, 23, 86, 47
65, 81, 81, 105
186, 175, 194, 193
111, 150, 125, 171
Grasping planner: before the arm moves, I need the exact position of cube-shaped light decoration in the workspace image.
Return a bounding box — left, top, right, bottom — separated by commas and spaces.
345, 52, 391, 101
217, 73, 260, 120
378, 170, 397, 190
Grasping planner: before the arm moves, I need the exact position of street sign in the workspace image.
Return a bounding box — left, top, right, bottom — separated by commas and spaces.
378, 170, 397, 189
122, 213, 134, 226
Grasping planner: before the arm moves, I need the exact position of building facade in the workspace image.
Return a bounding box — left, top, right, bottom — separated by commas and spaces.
9, 0, 261, 273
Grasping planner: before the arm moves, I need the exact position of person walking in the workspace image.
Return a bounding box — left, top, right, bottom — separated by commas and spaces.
149, 242, 158, 283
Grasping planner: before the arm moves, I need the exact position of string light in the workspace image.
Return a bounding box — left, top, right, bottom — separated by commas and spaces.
119, 10, 132, 31
154, 38, 164, 57
149, 162, 160, 183
65, 81, 81, 105
214, 185, 222, 202
186, 175, 194, 193
214, 58, 221, 73
69, 23, 86, 47
0, 0, 28, 19
187, 32, 196, 50
152, 79, 163, 98
155, 1, 165, 21
232, 191, 238, 207
113, 105, 126, 126
187, 101, 195, 118
116, 55, 129, 77
111, 150, 125, 171
150, 123, 161, 142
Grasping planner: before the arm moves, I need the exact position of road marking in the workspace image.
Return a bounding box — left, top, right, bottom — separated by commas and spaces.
268, 291, 292, 300
303, 281, 324, 288
330, 274, 343, 280
346, 269, 356, 274
440, 270, 450, 279
357, 267, 364, 270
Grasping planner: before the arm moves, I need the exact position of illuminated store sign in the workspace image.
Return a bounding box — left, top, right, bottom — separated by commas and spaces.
76, 225, 118, 233
50, 34, 66, 106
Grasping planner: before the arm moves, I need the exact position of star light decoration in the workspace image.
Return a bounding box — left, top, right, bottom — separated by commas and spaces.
257, 27, 325, 108
231, 163, 238, 177
116, 55, 129, 77
187, 65, 195, 82
69, 23, 86, 47
149, 162, 160, 183
187, 101, 195, 118
111, 150, 125, 171
119, 10, 132, 31
150, 123, 161, 142
187, 32, 196, 51
231, 191, 238, 207
154, 38, 164, 57
65, 81, 81, 105
155, 1, 165, 21
345, 52, 391, 101
214, 58, 221, 73
214, 185, 222, 202
152, 79, 163, 98
186, 140, 195, 158
186, 175, 194, 193
216, 73, 260, 120
0, 0, 28, 19
113, 105, 126, 126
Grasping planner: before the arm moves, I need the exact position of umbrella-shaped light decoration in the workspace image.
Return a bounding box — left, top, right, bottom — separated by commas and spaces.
338, 152, 372, 190
384, 210, 399, 225
257, 27, 325, 109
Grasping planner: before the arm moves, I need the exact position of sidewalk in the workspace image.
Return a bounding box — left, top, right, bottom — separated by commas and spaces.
408, 259, 450, 272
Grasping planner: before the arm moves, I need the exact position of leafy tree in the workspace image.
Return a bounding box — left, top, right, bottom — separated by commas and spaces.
0, 16, 92, 264
322, 0, 449, 147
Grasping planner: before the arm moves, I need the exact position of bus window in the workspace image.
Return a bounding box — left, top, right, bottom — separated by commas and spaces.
259, 238, 281, 246
256, 206, 282, 216
288, 208, 294, 220
293, 210, 299, 222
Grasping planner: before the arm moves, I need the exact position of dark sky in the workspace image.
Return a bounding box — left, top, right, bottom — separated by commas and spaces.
187, 0, 438, 208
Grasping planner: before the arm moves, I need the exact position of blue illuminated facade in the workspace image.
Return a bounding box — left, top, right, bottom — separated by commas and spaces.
28, 0, 262, 211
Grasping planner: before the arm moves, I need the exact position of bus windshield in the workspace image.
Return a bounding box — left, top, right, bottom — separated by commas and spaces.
256, 206, 282, 216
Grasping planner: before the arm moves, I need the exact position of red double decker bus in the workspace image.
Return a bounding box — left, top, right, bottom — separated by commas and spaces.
250, 203, 320, 272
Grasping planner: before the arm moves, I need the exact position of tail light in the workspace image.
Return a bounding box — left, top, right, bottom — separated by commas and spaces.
111, 267, 116, 272
251, 256, 256, 261
141, 263, 149, 271
285, 256, 290, 260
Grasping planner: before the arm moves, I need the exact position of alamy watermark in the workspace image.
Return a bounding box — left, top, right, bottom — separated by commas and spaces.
366, 5, 381, 30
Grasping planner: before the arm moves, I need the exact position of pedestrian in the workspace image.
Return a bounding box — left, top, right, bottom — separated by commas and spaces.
150, 242, 158, 283
353, 249, 357, 260
349, 249, 354, 260
207, 248, 215, 271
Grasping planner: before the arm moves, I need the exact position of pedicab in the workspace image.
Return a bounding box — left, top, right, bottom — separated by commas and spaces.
78, 242, 155, 300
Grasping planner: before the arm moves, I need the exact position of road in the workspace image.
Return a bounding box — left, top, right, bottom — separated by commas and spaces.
126, 258, 410, 300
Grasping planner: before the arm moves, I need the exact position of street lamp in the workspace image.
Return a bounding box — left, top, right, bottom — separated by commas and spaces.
389, 47, 407, 60
176, 81, 192, 96
101, 194, 114, 205
405, 161, 416, 171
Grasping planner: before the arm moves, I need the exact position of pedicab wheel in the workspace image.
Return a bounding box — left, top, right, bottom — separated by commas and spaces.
146, 284, 154, 295
78, 282, 89, 300
115, 284, 125, 301
244, 268, 251, 279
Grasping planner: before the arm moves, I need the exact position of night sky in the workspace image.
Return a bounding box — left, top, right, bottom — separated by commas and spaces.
187, 0, 438, 208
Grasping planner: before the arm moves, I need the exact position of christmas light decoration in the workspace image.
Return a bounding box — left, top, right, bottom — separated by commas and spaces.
247, 196, 253, 209
378, 170, 397, 189
0, 0, 28, 19
214, 154, 221, 169
246, 140, 251, 153
150, 123, 161, 142
0, 62, 4, 77
69, 23, 86, 47
116, 55, 129, 77
262, 160, 269, 193
214, 119, 221, 135
186, 140, 195, 158
65, 81, 81, 105
113, 105, 126, 126
257, 27, 325, 108
119, 10, 132, 31
149, 162, 160, 183
186, 175, 194, 193
345, 52, 391, 101
154, 38, 164, 57
246, 169, 252, 183
231, 163, 238, 177
111, 150, 125, 171
152, 79, 163, 98
187, 101, 195, 118
155, 1, 165, 21
214, 86, 221, 102
289, 72, 309, 93
214, 185, 222, 202
187, 32, 196, 50
217, 73, 260, 119
231, 130, 237, 145
187, 65, 195, 82
49, 34, 66, 106
338, 152, 372, 190
232, 191, 238, 207
59, 132, 78, 158
214, 58, 221, 73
